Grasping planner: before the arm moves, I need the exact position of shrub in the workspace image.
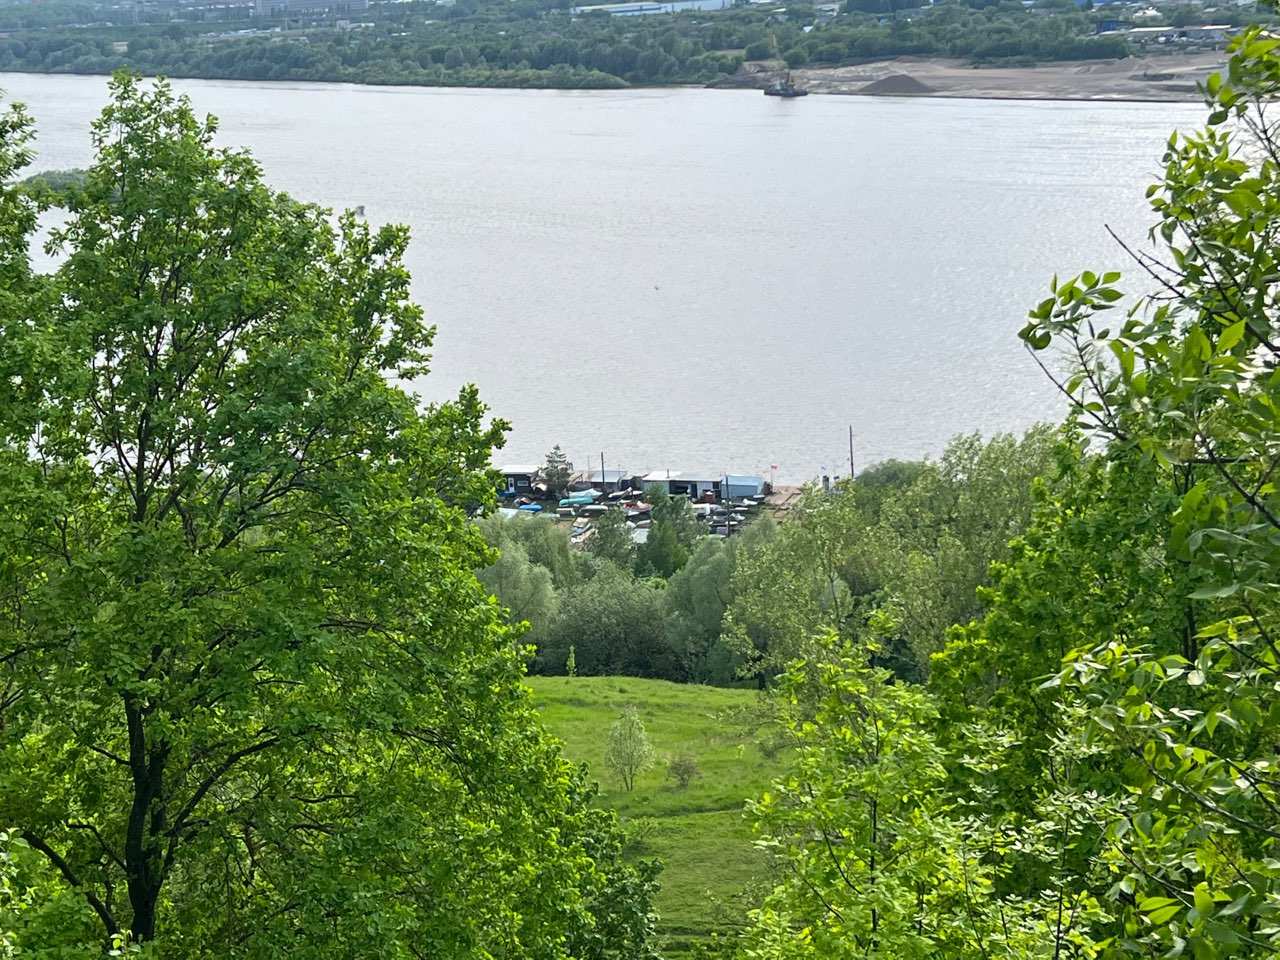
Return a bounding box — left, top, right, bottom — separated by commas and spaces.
782, 46, 809, 67
667, 753, 702, 790
623, 815, 659, 854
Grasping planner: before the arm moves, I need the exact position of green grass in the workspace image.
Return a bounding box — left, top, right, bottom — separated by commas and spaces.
525, 676, 785, 956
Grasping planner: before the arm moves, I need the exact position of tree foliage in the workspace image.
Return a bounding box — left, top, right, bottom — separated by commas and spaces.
544, 444, 574, 499
743, 636, 1111, 960
588, 507, 636, 572
0, 75, 654, 958
0, 1, 1137, 90
537, 567, 676, 678
633, 485, 702, 579
725, 431, 1054, 685
477, 539, 558, 640
1000, 29, 1280, 955
479, 512, 582, 589
604, 706, 656, 793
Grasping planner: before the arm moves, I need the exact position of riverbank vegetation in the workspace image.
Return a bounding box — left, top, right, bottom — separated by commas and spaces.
6, 25, 1280, 960
0, 0, 1206, 90
481, 429, 1056, 687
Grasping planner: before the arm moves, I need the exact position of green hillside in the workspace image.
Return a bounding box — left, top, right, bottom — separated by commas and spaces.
525, 676, 784, 956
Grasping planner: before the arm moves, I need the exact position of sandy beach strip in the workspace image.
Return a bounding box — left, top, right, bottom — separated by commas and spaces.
716, 51, 1225, 102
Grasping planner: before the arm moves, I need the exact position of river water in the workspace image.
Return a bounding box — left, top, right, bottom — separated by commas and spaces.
0, 72, 1203, 480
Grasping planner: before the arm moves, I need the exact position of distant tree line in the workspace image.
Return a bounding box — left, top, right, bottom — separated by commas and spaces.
0, 0, 1148, 89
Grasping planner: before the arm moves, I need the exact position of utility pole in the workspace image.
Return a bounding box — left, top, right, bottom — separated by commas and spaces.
848, 425, 855, 479
600, 451, 605, 490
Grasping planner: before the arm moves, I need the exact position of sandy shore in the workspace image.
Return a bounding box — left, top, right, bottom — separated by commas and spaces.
715, 52, 1225, 101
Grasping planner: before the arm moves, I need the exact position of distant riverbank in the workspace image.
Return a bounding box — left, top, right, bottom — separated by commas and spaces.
717, 52, 1223, 102
0, 51, 1222, 102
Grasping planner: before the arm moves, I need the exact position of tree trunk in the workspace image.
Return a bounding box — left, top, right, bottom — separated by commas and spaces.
124, 695, 167, 943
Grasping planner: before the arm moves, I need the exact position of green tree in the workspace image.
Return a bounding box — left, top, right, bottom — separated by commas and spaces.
666, 753, 701, 790
0, 95, 35, 321
636, 484, 702, 578
0, 76, 653, 958
647, 484, 703, 548
744, 636, 965, 958
781, 46, 808, 67
538, 567, 677, 677
970, 31, 1280, 955
604, 706, 655, 792
544, 443, 574, 499
635, 518, 688, 578
476, 539, 558, 640
743, 637, 1109, 960
662, 519, 776, 684
861, 428, 1057, 670
724, 489, 858, 683
588, 506, 636, 570
726, 432, 1054, 685
478, 511, 582, 589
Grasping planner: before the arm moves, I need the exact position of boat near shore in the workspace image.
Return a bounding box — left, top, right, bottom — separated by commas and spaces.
764, 72, 808, 97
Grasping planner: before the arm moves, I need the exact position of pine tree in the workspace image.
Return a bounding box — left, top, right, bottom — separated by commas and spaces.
543, 444, 574, 498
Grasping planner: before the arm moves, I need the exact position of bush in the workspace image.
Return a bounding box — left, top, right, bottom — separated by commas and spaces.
744, 39, 773, 60
622, 815, 659, 854
756, 732, 788, 761
782, 46, 809, 67
667, 753, 702, 790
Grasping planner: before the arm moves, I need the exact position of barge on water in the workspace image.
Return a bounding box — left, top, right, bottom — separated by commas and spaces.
765, 73, 809, 97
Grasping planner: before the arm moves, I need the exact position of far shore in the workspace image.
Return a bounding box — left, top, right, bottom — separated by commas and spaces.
720, 51, 1225, 102
2, 51, 1225, 102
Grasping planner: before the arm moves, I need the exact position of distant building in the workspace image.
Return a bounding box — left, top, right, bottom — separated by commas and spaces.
255, 0, 367, 16
641, 471, 722, 500
722, 474, 767, 499
570, 0, 729, 14
1187, 24, 1234, 43
496, 464, 540, 497
1126, 23, 1234, 43
637, 471, 771, 500
577, 469, 629, 493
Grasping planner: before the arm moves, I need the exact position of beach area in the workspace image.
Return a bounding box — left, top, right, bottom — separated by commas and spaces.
716, 50, 1225, 101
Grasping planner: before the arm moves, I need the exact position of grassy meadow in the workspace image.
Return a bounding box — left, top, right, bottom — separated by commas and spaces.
524, 676, 786, 956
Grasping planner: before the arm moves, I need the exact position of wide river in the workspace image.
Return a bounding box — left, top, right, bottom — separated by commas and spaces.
1, 73, 1203, 481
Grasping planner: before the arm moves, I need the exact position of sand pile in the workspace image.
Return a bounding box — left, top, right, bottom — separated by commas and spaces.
859, 73, 935, 96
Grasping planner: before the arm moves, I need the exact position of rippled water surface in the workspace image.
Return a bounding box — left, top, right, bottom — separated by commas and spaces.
1, 72, 1203, 479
